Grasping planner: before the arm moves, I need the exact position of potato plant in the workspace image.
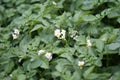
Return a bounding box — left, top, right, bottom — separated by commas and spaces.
0, 0, 120, 80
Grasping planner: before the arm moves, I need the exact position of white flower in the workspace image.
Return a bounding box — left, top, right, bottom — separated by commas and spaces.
14, 28, 20, 35
18, 58, 22, 62
78, 61, 85, 68
38, 49, 45, 55
52, 1, 57, 5
45, 52, 52, 61
12, 33, 19, 39
87, 39, 92, 47
60, 29, 66, 39
54, 29, 66, 40
12, 28, 20, 39
73, 35, 79, 40
54, 29, 61, 39
10, 74, 12, 77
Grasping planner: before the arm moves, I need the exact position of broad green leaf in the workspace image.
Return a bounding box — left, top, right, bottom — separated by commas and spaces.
60, 53, 73, 62
40, 57, 49, 69
81, 0, 98, 10
98, 73, 111, 79
74, 35, 86, 45
88, 48, 95, 57
107, 12, 120, 18
94, 58, 102, 67
108, 34, 117, 43
4, 61, 14, 74
30, 24, 43, 32
96, 39, 104, 52
52, 71, 61, 77
17, 74, 26, 80
62, 70, 71, 80
83, 66, 95, 78
73, 11, 84, 24
107, 43, 120, 50
100, 33, 109, 42
70, 71, 81, 80
82, 15, 97, 21
29, 59, 41, 69
55, 63, 63, 72
55, 59, 70, 72
85, 73, 99, 80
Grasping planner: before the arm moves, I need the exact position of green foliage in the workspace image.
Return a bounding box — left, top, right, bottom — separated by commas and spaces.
0, 0, 120, 80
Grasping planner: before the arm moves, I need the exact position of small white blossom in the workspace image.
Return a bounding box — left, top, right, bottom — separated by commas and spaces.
78, 61, 85, 68
73, 35, 79, 40
10, 74, 12, 77
12, 28, 20, 39
14, 28, 20, 35
87, 39, 92, 47
54, 29, 66, 40
54, 29, 61, 39
45, 52, 52, 61
18, 58, 22, 62
60, 29, 66, 39
38, 50, 45, 55
12, 33, 19, 39
52, 1, 57, 5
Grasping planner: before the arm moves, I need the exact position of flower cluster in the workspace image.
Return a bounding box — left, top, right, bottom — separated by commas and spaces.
54, 29, 66, 40
12, 28, 20, 39
37, 49, 52, 61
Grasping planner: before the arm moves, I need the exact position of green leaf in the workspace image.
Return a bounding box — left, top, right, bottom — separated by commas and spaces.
96, 39, 104, 52
94, 58, 102, 67
73, 11, 84, 24
100, 33, 109, 42
4, 60, 14, 74
81, 0, 97, 10
55, 59, 70, 72
19, 35, 30, 53
85, 73, 99, 80
29, 59, 41, 69
60, 53, 73, 62
83, 66, 95, 78
17, 74, 26, 80
70, 71, 81, 80
88, 48, 95, 56
30, 24, 43, 32
52, 71, 61, 77
107, 43, 120, 50
82, 15, 97, 21
40, 57, 49, 69
74, 35, 86, 45
111, 71, 120, 80
117, 18, 120, 23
